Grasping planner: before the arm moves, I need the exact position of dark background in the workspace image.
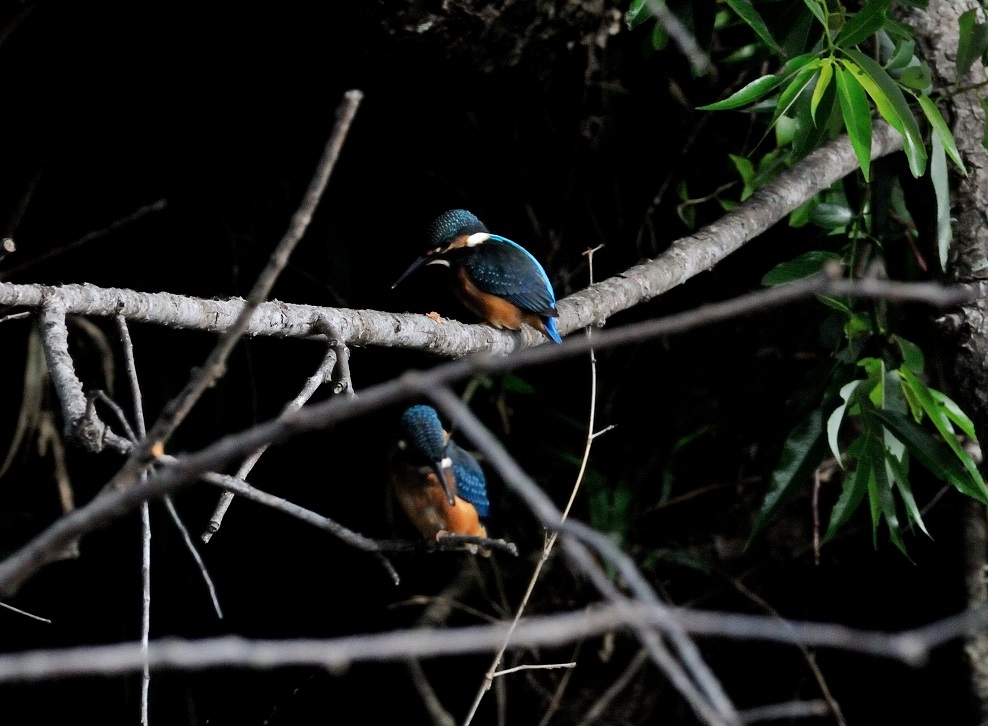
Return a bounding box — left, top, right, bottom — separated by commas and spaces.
0, 2, 972, 724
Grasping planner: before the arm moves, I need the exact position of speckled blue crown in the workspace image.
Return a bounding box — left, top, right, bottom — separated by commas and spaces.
400, 405, 446, 461
426, 209, 488, 248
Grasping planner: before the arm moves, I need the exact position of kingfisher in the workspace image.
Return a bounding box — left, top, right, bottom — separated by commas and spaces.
392, 209, 562, 343
390, 405, 491, 552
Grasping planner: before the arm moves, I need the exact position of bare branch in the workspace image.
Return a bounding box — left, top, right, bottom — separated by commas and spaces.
574, 649, 649, 726
202, 347, 339, 542
37, 297, 105, 451
139, 499, 151, 726
2, 200, 167, 277
0, 603, 976, 683
0, 600, 50, 624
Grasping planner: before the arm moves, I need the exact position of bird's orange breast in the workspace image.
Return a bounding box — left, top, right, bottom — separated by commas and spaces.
391, 465, 487, 540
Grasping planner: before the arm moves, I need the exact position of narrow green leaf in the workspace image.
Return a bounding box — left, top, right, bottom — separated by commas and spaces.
929, 389, 977, 439
725, 0, 780, 51
870, 444, 907, 554
751, 409, 827, 540
897, 63, 931, 92
828, 380, 862, 465
761, 250, 841, 286
652, 21, 670, 50
809, 202, 853, 229
835, 0, 892, 48
918, 95, 967, 174
893, 336, 925, 373
930, 133, 952, 272
886, 451, 930, 537
698, 75, 784, 111
898, 366, 983, 486
873, 408, 988, 504
811, 59, 834, 124
899, 376, 924, 422
835, 64, 873, 181
801, 0, 827, 27
626, 0, 651, 29
958, 9, 988, 78
842, 51, 927, 177
771, 62, 823, 126
888, 40, 916, 70
824, 456, 870, 541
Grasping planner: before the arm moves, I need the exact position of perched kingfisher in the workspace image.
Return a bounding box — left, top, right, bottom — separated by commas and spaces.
390, 405, 491, 551
392, 209, 562, 343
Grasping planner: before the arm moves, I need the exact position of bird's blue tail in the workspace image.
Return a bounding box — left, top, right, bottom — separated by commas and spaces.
545, 317, 562, 344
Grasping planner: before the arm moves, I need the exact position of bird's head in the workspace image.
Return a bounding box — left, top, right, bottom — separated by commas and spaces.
397, 405, 457, 505
392, 209, 490, 288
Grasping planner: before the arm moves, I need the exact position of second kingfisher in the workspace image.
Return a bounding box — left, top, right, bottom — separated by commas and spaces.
392, 209, 562, 343
390, 405, 491, 552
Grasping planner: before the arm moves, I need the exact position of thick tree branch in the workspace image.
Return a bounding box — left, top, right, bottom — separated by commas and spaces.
0, 125, 906, 359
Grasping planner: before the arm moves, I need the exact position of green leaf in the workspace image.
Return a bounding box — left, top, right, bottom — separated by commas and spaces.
842, 51, 927, 177
930, 133, 952, 272
725, 0, 780, 51
873, 408, 988, 504
928, 389, 977, 439
751, 409, 827, 540
809, 202, 853, 228
888, 40, 916, 71
811, 59, 834, 124
626, 0, 651, 29
885, 451, 930, 537
869, 443, 907, 554
771, 62, 823, 126
824, 453, 870, 541
897, 63, 931, 92
761, 250, 841, 286
918, 95, 967, 174
698, 75, 784, 111
835, 64, 873, 181
958, 9, 988, 78
893, 335, 925, 373
898, 366, 982, 479
801, 0, 827, 27
828, 380, 862, 464
835, 0, 892, 48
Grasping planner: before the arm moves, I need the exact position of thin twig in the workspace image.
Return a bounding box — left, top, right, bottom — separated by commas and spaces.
0, 601, 50, 624
738, 700, 829, 724
493, 662, 576, 677
116, 315, 224, 619
203, 347, 339, 542
574, 649, 650, 726
163, 497, 223, 619
140, 498, 150, 726
105, 90, 362, 493
3, 200, 167, 277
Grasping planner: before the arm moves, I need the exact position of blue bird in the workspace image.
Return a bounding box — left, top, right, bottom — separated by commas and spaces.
392, 209, 562, 343
390, 405, 491, 548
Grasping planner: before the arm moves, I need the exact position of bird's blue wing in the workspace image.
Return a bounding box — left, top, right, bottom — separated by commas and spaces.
464, 235, 557, 317
449, 442, 490, 519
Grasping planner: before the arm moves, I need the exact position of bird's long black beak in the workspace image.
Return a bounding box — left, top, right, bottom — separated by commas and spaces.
432, 459, 458, 506
392, 255, 428, 289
